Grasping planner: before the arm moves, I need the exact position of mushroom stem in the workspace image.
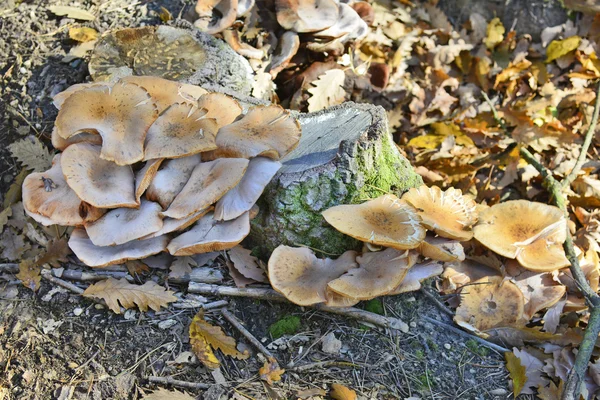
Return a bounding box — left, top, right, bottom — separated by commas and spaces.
221, 308, 278, 361
188, 282, 409, 332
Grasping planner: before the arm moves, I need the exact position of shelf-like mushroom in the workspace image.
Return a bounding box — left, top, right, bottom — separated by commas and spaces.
142, 207, 213, 239
51, 126, 102, 151
197, 93, 243, 129
417, 235, 465, 262
135, 159, 163, 204
146, 155, 201, 209
121, 76, 207, 112
388, 261, 443, 295
194, 0, 238, 34
275, 0, 339, 33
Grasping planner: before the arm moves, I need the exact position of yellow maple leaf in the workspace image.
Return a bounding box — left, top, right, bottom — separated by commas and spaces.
546, 36, 581, 63
330, 383, 357, 400
259, 357, 285, 385
505, 351, 526, 397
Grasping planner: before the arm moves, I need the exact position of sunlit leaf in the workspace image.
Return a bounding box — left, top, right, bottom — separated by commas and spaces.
546, 36, 581, 63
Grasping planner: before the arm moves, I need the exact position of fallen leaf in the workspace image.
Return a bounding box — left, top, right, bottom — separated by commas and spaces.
0, 230, 30, 261
83, 278, 177, 314
307, 69, 346, 112
537, 381, 564, 400
8, 137, 53, 173
62, 40, 97, 62
169, 256, 196, 280
48, 6, 95, 21
543, 299, 566, 334
505, 351, 526, 397
3, 169, 30, 208
126, 259, 150, 276
157, 6, 172, 22
546, 36, 581, 63
229, 246, 267, 282
190, 322, 220, 369
330, 383, 357, 400
484, 18, 505, 49
0, 206, 12, 233
142, 388, 195, 400
512, 348, 547, 394
36, 238, 70, 268
16, 258, 41, 292
68, 27, 98, 42
259, 357, 285, 385
296, 388, 327, 398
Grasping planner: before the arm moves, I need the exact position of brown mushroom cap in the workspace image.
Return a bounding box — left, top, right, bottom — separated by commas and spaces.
55, 81, 158, 165
143, 103, 218, 160
440, 260, 500, 294
145, 155, 201, 209
142, 207, 213, 239
52, 82, 112, 110
313, 3, 368, 40
167, 211, 250, 256
417, 235, 465, 262
214, 157, 281, 221
454, 276, 525, 332
51, 126, 102, 151
194, 0, 238, 34
197, 93, 243, 128
84, 200, 164, 247
328, 248, 418, 300
401, 185, 477, 241
211, 105, 301, 160
61, 143, 138, 209
322, 194, 426, 250
388, 261, 444, 295
268, 245, 358, 306
69, 228, 168, 268
473, 200, 569, 271
276, 0, 339, 33
135, 159, 163, 204
162, 158, 249, 219
121, 76, 208, 112
269, 31, 300, 77
22, 154, 104, 226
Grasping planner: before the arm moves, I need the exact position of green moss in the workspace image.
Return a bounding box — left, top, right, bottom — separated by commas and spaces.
269, 316, 301, 339
364, 299, 384, 315
426, 338, 439, 352
465, 339, 489, 357
414, 349, 425, 360
415, 372, 432, 391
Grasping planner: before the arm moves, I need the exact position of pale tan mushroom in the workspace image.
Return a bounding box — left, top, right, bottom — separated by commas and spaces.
194, 0, 238, 34
222, 30, 264, 60
143, 103, 218, 160
388, 261, 444, 295
84, 200, 164, 247
162, 158, 249, 219
69, 228, 168, 268
55, 81, 158, 165
440, 260, 500, 295
146, 155, 202, 209
142, 207, 213, 239
269, 31, 300, 77
401, 185, 477, 241
276, 0, 339, 33
328, 248, 418, 300
197, 92, 243, 128
22, 154, 104, 226
167, 211, 250, 256
214, 157, 281, 221
313, 3, 368, 41
417, 235, 465, 262
135, 159, 163, 204
268, 245, 358, 306
52, 82, 112, 110
322, 194, 426, 250
473, 200, 570, 271
51, 126, 102, 151
121, 76, 207, 112
61, 143, 137, 209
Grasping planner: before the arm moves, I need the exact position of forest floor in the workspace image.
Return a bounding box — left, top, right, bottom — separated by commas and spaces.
0, 1, 511, 399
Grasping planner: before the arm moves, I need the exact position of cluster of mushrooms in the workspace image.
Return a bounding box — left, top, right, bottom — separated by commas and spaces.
268, 186, 580, 332
23, 76, 301, 267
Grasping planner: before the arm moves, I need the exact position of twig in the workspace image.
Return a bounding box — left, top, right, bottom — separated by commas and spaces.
0, 263, 18, 273
55, 269, 133, 282
421, 316, 509, 354
41, 269, 84, 295
202, 300, 229, 310
288, 360, 359, 372
189, 283, 409, 332
420, 288, 454, 317
221, 308, 276, 361
146, 375, 209, 390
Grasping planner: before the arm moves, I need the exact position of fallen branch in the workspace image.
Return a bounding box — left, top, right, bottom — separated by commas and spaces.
41, 269, 84, 295
221, 308, 277, 361
146, 375, 210, 390
189, 282, 409, 332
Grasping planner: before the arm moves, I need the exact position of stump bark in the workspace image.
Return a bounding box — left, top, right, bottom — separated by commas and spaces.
249, 102, 423, 257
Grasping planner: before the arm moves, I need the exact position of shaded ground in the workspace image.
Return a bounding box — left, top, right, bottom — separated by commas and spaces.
0, 1, 510, 399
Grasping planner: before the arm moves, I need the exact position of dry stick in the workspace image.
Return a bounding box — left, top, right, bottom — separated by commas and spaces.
146, 375, 210, 390
221, 308, 276, 361
484, 86, 600, 400
189, 282, 409, 332
41, 269, 84, 295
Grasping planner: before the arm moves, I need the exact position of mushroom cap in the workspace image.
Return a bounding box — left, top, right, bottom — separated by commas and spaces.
145, 155, 201, 209
211, 105, 301, 160
143, 103, 218, 160
401, 185, 477, 241
322, 194, 426, 250
276, 0, 339, 33
197, 93, 243, 128
167, 211, 250, 256
313, 3, 368, 40
440, 260, 500, 294
417, 235, 465, 262
52, 82, 112, 110
22, 154, 105, 226
269, 31, 300, 76
84, 200, 164, 246
268, 245, 358, 306
328, 248, 418, 300
51, 126, 102, 151
454, 276, 525, 332
388, 261, 444, 295
55, 81, 158, 165
135, 159, 163, 204
214, 157, 281, 221
473, 200, 569, 270
121, 76, 208, 112
323, 289, 360, 308
69, 228, 168, 268
162, 158, 249, 219
194, 0, 238, 34
61, 143, 138, 209
142, 207, 213, 239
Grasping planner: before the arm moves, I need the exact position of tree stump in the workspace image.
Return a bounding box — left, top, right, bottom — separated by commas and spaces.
249, 102, 423, 257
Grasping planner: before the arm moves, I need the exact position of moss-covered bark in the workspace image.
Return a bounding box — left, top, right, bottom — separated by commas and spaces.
249, 103, 422, 258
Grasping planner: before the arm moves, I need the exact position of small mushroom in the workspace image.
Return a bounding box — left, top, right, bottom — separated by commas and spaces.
143, 103, 218, 160
388, 261, 444, 295
69, 228, 168, 268
473, 200, 570, 271
440, 260, 500, 294
167, 211, 250, 256
222, 30, 264, 60
55, 81, 158, 165
214, 157, 282, 221
194, 0, 238, 34
209, 105, 301, 160
401, 185, 477, 241
197, 93, 243, 128
322, 194, 426, 250
51, 126, 102, 151
162, 158, 249, 219
61, 143, 138, 209
268, 245, 359, 306
312, 3, 368, 41
276, 0, 339, 33
417, 235, 465, 262
135, 159, 163, 204
454, 276, 525, 332
350, 1, 374, 25
84, 200, 164, 247
269, 31, 300, 77
22, 154, 104, 226
142, 207, 213, 239
121, 76, 208, 112
52, 82, 112, 110
146, 155, 202, 209
328, 248, 418, 300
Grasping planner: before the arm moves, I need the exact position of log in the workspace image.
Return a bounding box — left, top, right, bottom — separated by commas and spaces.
249, 102, 423, 257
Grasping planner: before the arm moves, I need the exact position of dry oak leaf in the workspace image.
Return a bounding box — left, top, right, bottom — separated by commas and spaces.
142, 388, 195, 400
0, 230, 30, 261
0, 206, 12, 233
505, 351, 526, 397
16, 258, 42, 292
307, 69, 346, 112
330, 383, 357, 400
259, 357, 285, 385
83, 278, 176, 314
8, 137, 53, 173
17, 238, 70, 292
